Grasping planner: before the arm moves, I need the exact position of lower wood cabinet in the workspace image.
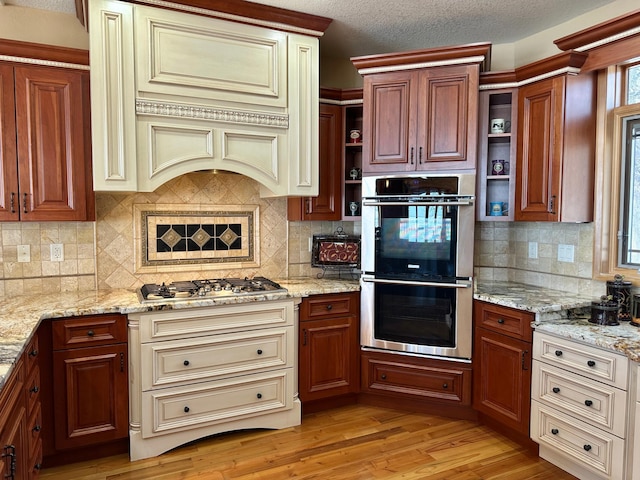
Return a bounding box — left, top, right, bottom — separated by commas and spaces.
298, 292, 360, 410
48, 314, 128, 456
473, 300, 534, 443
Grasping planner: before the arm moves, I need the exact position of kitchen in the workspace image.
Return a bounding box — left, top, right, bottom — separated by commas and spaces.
0, 0, 640, 478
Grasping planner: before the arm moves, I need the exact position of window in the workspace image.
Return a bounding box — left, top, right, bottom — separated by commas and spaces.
619, 114, 640, 267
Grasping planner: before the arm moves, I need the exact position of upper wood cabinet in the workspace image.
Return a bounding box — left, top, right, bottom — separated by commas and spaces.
0, 61, 94, 222
90, 0, 330, 197
352, 44, 489, 174
288, 102, 342, 221
515, 53, 596, 222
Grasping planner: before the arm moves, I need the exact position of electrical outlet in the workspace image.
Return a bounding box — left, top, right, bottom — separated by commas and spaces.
528, 242, 538, 259
17, 244, 30, 263
558, 244, 575, 263
50, 244, 64, 262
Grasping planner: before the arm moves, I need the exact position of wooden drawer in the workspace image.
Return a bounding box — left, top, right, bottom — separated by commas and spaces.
141, 327, 293, 390
134, 300, 296, 343
24, 364, 40, 417
141, 369, 294, 438
300, 292, 358, 320
361, 352, 471, 405
532, 360, 627, 437
533, 332, 628, 389
28, 437, 42, 479
26, 404, 42, 461
52, 314, 127, 350
24, 334, 40, 375
531, 400, 625, 479
474, 300, 534, 342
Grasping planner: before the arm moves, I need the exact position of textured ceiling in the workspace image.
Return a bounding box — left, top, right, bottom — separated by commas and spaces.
3, 0, 617, 59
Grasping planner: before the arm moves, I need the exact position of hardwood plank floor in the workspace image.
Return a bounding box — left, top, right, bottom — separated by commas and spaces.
40, 404, 577, 479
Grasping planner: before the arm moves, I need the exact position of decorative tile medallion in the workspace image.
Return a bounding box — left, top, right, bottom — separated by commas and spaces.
133, 204, 259, 273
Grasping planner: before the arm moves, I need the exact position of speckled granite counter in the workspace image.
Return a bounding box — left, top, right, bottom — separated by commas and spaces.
0, 277, 359, 390
474, 281, 640, 362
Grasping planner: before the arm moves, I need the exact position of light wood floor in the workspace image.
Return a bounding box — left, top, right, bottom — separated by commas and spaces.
40, 404, 577, 480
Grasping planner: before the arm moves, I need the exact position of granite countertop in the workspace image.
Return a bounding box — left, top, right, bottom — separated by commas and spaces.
474, 280, 640, 362
0, 277, 359, 389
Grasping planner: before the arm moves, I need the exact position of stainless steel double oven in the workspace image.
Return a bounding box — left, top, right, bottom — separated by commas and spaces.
360, 173, 475, 360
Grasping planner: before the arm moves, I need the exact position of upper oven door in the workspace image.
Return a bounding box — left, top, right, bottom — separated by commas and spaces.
361, 174, 475, 279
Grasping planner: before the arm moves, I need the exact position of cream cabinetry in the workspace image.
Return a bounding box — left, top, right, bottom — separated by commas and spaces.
531, 332, 630, 479
127, 299, 301, 461
89, 0, 320, 197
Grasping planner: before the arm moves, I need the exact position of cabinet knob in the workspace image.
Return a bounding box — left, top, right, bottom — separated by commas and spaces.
585, 400, 593, 407
587, 360, 596, 367
183, 360, 190, 366
87, 330, 95, 337
497, 318, 505, 324
32, 425, 41, 433
583, 444, 592, 452
257, 349, 263, 355
551, 428, 559, 435
554, 350, 563, 357
552, 387, 560, 394
442, 383, 448, 389
326, 304, 333, 310
381, 374, 387, 380
257, 393, 262, 399
34, 463, 42, 471
184, 406, 190, 413
29, 349, 38, 357
30, 385, 39, 394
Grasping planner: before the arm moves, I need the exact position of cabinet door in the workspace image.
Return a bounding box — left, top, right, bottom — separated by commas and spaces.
416, 65, 477, 169
1, 404, 28, 480
515, 76, 563, 221
299, 315, 359, 402
0, 65, 19, 221
473, 327, 532, 435
14, 65, 90, 221
362, 71, 417, 172
52, 343, 128, 450
288, 103, 342, 221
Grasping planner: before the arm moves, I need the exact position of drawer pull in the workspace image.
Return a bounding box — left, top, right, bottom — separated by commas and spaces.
584, 444, 592, 452
87, 330, 95, 337
381, 374, 387, 380
442, 383, 448, 389
32, 425, 41, 433
551, 428, 559, 435
30, 385, 39, 394
184, 406, 190, 413
257, 349, 263, 355
29, 349, 38, 357
183, 360, 190, 366
257, 393, 262, 399
34, 463, 42, 471
552, 387, 560, 394
555, 350, 563, 357
497, 318, 505, 324
587, 360, 596, 367
585, 400, 593, 407
326, 304, 333, 311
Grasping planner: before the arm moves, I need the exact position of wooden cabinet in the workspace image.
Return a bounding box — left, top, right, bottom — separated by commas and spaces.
0, 334, 43, 480
298, 292, 360, 410
288, 102, 342, 221
473, 300, 534, 440
531, 331, 630, 479
51, 314, 128, 451
360, 349, 473, 418
0, 61, 93, 222
476, 88, 518, 220
515, 71, 596, 222
361, 65, 478, 173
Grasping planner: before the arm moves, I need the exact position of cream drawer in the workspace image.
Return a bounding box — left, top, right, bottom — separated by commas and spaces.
532, 360, 627, 437
531, 400, 625, 479
141, 368, 294, 438
533, 332, 628, 389
132, 300, 296, 342
141, 327, 293, 390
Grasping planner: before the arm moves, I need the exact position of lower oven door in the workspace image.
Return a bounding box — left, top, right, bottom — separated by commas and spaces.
360, 275, 473, 359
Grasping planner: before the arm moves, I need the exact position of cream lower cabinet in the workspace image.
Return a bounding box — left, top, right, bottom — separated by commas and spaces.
531, 331, 630, 480
127, 299, 301, 461
90, 0, 319, 197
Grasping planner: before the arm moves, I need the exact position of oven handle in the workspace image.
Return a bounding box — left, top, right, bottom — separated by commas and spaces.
362, 200, 473, 207
361, 275, 472, 289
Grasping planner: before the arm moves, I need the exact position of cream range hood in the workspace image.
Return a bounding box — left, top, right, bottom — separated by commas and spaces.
89, 0, 326, 197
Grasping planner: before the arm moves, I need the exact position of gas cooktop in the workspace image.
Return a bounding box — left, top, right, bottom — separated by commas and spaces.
138, 277, 287, 303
